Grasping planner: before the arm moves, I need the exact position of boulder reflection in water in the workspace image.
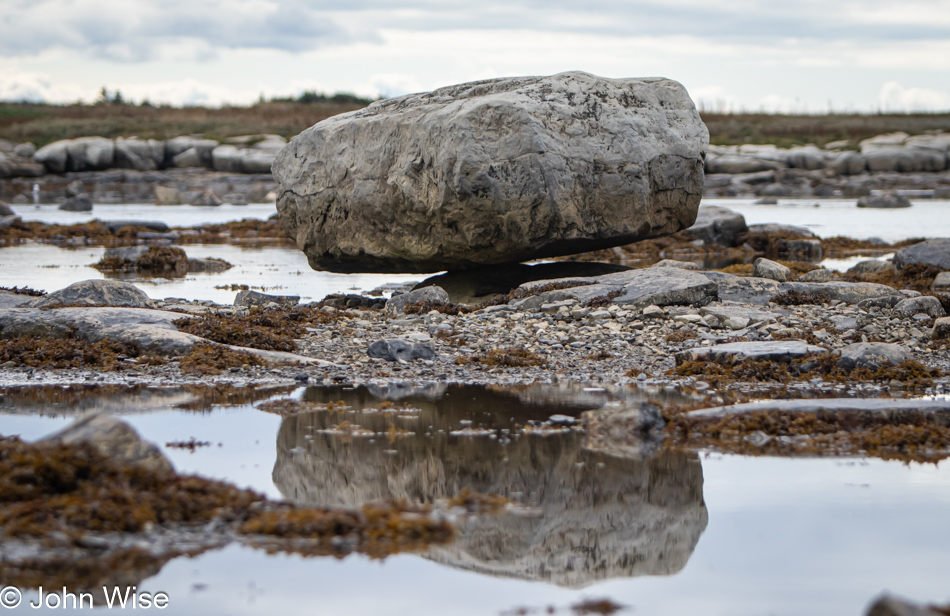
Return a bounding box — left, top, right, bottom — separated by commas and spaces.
271, 384, 708, 588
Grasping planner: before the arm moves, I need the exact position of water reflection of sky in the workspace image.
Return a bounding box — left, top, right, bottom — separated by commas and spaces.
707, 198, 950, 243
3, 200, 948, 299
2, 385, 949, 615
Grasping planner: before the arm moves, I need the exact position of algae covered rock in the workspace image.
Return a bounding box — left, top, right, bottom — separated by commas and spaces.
274, 71, 709, 273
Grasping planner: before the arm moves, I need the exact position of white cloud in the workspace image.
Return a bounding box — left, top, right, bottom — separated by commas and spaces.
878, 82, 950, 112
0, 67, 94, 103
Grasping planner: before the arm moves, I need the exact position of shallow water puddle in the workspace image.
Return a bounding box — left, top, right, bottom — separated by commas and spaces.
1, 383, 949, 614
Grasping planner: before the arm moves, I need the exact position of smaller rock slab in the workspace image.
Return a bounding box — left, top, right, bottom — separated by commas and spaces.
676, 340, 827, 365
836, 342, 909, 371
367, 339, 436, 362
27, 279, 155, 309
894, 295, 945, 319
385, 286, 450, 315
234, 290, 299, 308
685, 398, 950, 427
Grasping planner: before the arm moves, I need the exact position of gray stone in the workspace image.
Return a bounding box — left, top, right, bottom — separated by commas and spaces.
700, 271, 783, 305
893, 239, 950, 271
66, 137, 115, 171
165, 137, 218, 166
686, 205, 748, 246
857, 193, 912, 208
847, 259, 895, 275
234, 290, 300, 308
114, 137, 163, 171
837, 342, 909, 371
102, 220, 170, 234
518, 268, 718, 310
386, 286, 451, 315
798, 268, 838, 282
0, 201, 13, 217
154, 185, 182, 206
172, 147, 202, 168
753, 257, 791, 282
676, 340, 827, 365
13, 142, 35, 158
699, 304, 780, 328
894, 295, 946, 319
275, 72, 708, 273
0, 290, 36, 308
866, 594, 945, 616
858, 295, 904, 310
367, 339, 436, 362
785, 145, 825, 170
65, 179, 86, 198
746, 223, 817, 238
780, 281, 903, 304
189, 189, 222, 206
187, 258, 232, 273
58, 194, 93, 212
27, 279, 155, 309
41, 413, 173, 473
651, 259, 700, 270
103, 245, 150, 263
416, 262, 629, 305
931, 317, 950, 340
34, 140, 69, 173
581, 402, 666, 459
829, 315, 858, 331
684, 397, 950, 425
933, 271, 950, 292
705, 154, 781, 174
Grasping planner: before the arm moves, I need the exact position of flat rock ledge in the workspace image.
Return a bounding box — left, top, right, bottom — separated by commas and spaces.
684, 397, 950, 424
676, 340, 828, 365
0, 307, 334, 367
274, 71, 708, 272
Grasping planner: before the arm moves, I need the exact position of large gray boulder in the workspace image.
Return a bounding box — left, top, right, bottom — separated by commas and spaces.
893, 239, 950, 270
275, 72, 709, 273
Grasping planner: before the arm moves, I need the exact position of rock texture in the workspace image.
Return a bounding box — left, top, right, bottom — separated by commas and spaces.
893, 239, 950, 271
27, 279, 155, 309
686, 205, 748, 246
836, 342, 909, 371
676, 340, 827, 365
274, 72, 709, 272
41, 413, 174, 473
857, 193, 912, 208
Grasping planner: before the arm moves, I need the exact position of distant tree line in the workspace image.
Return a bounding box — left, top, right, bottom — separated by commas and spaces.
270, 91, 377, 106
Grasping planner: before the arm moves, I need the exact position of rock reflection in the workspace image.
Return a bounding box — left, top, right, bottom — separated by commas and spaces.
271, 384, 708, 588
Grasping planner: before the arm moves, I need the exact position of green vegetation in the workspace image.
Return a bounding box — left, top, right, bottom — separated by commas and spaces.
2, 93, 948, 150
701, 111, 950, 148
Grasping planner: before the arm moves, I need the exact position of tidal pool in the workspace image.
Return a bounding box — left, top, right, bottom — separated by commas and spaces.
1, 383, 948, 615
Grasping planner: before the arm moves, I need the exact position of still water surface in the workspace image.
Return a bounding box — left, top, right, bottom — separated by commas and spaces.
1, 384, 948, 615
3, 199, 949, 301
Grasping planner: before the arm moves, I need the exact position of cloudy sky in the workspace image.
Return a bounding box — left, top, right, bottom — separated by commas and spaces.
0, 0, 948, 111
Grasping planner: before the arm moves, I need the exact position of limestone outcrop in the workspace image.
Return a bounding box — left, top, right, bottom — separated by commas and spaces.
274, 72, 709, 272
